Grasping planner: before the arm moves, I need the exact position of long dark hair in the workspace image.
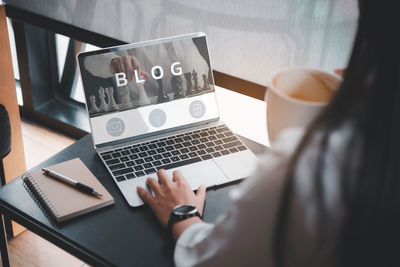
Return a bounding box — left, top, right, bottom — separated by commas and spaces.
274, 1, 400, 266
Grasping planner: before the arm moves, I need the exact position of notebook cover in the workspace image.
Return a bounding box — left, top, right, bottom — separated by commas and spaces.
25, 158, 114, 222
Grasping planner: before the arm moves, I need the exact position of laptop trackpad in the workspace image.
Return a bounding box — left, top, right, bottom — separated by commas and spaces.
162, 160, 227, 190
213, 150, 258, 182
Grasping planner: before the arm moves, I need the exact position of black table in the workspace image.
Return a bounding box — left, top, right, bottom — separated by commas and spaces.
0, 133, 266, 267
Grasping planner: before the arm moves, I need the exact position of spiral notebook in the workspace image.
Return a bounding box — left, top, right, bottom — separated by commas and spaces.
23, 158, 114, 223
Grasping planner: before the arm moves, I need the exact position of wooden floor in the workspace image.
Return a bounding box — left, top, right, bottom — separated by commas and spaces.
3, 119, 89, 267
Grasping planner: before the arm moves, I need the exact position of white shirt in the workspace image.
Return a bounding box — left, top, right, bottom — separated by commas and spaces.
174, 126, 352, 267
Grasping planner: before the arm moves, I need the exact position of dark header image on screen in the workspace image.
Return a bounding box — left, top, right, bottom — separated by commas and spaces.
79, 36, 215, 118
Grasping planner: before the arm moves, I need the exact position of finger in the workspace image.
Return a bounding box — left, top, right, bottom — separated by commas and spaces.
117, 58, 125, 74
137, 186, 154, 204
110, 61, 116, 74
146, 178, 162, 196
196, 184, 207, 201
157, 169, 172, 187
140, 71, 151, 79
172, 170, 186, 184
122, 57, 133, 81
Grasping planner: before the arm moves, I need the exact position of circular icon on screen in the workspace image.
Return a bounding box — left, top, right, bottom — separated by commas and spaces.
189, 100, 206, 119
106, 117, 125, 137
149, 109, 167, 127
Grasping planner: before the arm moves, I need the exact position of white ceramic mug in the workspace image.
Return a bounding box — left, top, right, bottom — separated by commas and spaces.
266, 67, 341, 144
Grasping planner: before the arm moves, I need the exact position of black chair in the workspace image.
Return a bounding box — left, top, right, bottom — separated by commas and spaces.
0, 103, 11, 267
0, 103, 12, 186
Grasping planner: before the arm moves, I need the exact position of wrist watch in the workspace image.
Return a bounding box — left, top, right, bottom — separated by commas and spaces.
167, 204, 202, 230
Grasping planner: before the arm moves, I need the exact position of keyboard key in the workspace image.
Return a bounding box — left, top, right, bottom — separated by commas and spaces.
191, 140, 200, 145
183, 141, 191, 147
225, 131, 234, 137
144, 156, 153, 162
121, 150, 128, 156
157, 142, 166, 147
238, 145, 247, 151
154, 154, 162, 160
162, 158, 171, 164
222, 136, 238, 143
199, 137, 208, 143
120, 156, 129, 162
102, 154, 112, 160
171, 156, 180, 162
174, 137, 184, 143
156, 148, 166, 153
197, 144, 207, 149
109, 163, 125, 170
217, 127, 229, 133
111, 152, 121, 158
135, 159, 145, 164
189, 146, 198, 152
115, 148, 123, 152
157, 157, 202, 171
139, 146, 148, 151
214, 140, 223, 145
221, 150, 230, 155
134, 165, 144, 171
138, 152, 148, 157
208, 135, 217, 141
171, 150, 181, 155
101, 151, 112, 156
197, 150, 206, 155
145, 168, 157, 174
180, 148, 189, 154
216, 133, 225, 139
179, 154, 189, 160
106, 159, 119, 165
115, 176, 126, 182
174, 144, 183, 149
183, 136, 192, 141
144, 163, 152, 169
126, 161, 135, 167
129, 154, 139, 160
166, 140, 175, 145
208, 130, 217, 135
126, 173, 135, 179
148, 144, 157, 149
148, 150, 156, 155
215, 145, 224, 151
130, 148, 140, 153
205, 147, 215, 153
165, 146, 174, 151
201, 154, 212, 160
153, 160, 162, 166
113, 167, 134, 176
188, 152, 197, 158
192, 133, 200, 139
229, 147, 239, 153
212, 152, 222, 158
135, 171, 145, 177
200, 132, 208, 137
222, 141, 242, 149
162, 152, 172, 158
205, 142, 214, 147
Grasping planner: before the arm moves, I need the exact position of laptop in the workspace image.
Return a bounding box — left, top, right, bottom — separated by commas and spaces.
77, 32, 258, 207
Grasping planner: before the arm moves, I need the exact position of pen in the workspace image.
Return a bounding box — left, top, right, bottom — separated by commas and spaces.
42, 168, 103, 197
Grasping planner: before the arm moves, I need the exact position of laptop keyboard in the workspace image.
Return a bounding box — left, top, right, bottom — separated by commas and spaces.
99, 125, 248, 182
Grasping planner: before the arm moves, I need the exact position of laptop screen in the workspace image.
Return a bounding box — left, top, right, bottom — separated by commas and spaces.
78, 33, 219, 146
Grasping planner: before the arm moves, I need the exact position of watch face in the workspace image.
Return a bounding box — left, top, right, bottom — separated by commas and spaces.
174, 205, 197, 215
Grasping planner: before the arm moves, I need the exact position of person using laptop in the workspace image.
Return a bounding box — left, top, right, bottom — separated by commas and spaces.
138, 0, 400, 266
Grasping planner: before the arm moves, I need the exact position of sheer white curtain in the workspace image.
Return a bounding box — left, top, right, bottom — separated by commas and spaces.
6, 0, 358, 85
